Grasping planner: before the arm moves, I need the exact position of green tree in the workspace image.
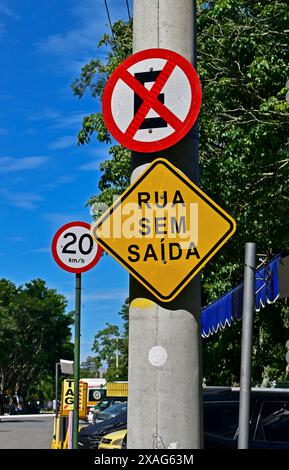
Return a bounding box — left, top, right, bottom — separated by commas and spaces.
0, 278, 73, 397
198, 0, 289, 385
80, 356, 101, 378
29, 376, 55, 402
73, 1, 289, 385
90, 299, 129, 381
203, 303, 289, 387
0, 282, 18, 392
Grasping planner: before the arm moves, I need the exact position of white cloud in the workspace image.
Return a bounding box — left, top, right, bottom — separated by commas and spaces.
49, 135, 77, 150
78, 160, 100, 171
37, 0, 131, 72
44, 174, 76, 190
30, 247, 51, 254
29, 108, 87, 131
40, 28, 96, 57
82, 289, 128, 301
43, 211, 89, 227
0, 189, 43, 210
29, 108, 61, 122
0, 1, 20, 41
79, 147, 110, 170
64, 288, 128, 302
0, 156, 49, 173
38, 0, 104, 57
51, 112, 87, 130
0, 92, 14, 101
0, 1, 20, 20
6, 236, 26, 242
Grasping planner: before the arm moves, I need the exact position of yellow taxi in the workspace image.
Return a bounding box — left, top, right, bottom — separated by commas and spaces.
98, 429, 127, 449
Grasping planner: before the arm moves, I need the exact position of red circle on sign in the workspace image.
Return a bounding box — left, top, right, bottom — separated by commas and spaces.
102, 48, 202, 153
52, 221, 103, 274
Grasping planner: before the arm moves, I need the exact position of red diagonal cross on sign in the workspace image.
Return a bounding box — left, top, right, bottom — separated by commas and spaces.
122, 60, 183, 139
102, 48, 202, 153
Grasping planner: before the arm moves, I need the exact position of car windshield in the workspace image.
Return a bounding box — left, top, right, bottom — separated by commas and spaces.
204, 401, 239, 438
101, 403, 127, 415
99, 401, 110, 411
258, 402, 289, 442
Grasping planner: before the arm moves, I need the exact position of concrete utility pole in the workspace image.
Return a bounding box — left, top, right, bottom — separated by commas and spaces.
128, 0, 202, 449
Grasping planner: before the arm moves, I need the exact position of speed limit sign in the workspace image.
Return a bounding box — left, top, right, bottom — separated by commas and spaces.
52, 221, 102, 273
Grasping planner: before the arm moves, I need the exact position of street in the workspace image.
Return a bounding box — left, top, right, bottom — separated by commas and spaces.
0, 415, 54, 449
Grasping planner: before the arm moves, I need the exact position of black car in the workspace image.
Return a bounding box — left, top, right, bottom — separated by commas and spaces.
79, 387, 289, 449
203, 387, 289, 449
93, 402, 127, 424
78, 411, 127, 449
97, 396, 127, 413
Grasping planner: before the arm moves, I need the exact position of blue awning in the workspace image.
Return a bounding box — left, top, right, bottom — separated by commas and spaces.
201, 255, 281, 338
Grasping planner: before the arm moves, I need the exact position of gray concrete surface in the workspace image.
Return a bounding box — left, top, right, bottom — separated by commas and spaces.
127, 0, 202, 449
0, 415, 54, 449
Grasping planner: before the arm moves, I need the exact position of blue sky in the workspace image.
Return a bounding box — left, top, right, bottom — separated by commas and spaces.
0, 0, 132, 360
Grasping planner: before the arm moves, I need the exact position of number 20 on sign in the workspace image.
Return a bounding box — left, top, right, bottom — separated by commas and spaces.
51, 221, 102, 273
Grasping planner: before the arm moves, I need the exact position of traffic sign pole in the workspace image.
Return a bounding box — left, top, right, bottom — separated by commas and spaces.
128, 0, 202, 449
73, 272, 81, 449
238, 243, 256, 449
51, 221, 102, 450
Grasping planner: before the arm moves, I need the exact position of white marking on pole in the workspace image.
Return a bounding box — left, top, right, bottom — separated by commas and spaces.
148, 346, 168, 367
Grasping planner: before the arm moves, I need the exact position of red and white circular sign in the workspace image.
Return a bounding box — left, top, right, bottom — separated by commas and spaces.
102, 48, 202, 153
52, 221, 102, 273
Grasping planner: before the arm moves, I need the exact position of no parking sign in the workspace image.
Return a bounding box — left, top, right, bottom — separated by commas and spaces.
102, 48, 202, 153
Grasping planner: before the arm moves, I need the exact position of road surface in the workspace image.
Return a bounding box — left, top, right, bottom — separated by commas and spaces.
0, 414, 54, 449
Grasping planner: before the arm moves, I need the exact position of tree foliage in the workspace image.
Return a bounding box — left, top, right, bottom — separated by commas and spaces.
0, 278, 73, 397
80, 356, 101, 378
89, 299, 129, 381
73, 1, 289, 385
198, 0, 289, 385
199, 0, 289, 292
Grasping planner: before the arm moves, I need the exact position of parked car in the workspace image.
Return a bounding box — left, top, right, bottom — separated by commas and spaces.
98, 396, 127, 413
78, 411, 127, 449
87, 397, 127, 424
98, 429, 127, 449
92, 402, 127, 424
203, 387, 289, 449
80, 387, 289, 449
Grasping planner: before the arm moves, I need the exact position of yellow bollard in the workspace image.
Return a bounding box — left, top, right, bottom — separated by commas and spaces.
51, 415, 71, 449
55, 416, 63, 449
51, 417, 57, 449
62, 427, 69, 449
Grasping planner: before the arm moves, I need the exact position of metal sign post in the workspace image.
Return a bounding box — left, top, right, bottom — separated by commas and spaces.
55, 362, 60, 419
238, 242, 256, 449
73, 272, 81, 449
51, 221, 102, 449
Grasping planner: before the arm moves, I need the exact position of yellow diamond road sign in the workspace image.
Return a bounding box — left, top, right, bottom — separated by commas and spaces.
92, 159, 236, 302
